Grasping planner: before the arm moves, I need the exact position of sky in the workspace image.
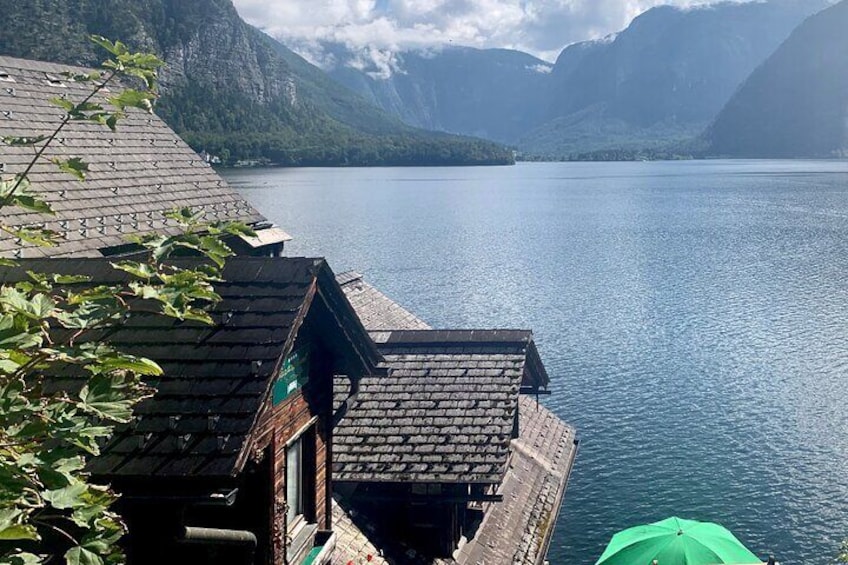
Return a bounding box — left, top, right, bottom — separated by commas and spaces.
231, 0, 742, 65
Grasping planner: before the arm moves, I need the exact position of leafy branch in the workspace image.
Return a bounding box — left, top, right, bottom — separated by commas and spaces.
0, 36, 253, 565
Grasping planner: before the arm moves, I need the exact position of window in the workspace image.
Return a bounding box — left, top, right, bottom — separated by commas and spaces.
286, 436, 304, 526
285, 427, 315, 529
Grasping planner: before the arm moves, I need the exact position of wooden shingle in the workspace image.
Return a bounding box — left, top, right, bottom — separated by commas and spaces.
334, 329, 548, 485
0, 56, 266, 257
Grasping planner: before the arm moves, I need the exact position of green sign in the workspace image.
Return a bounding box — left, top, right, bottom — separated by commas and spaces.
272, 349, 310, 405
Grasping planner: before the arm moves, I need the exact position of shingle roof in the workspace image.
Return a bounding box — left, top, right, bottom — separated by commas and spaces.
1, 257, 382, 480
455, 396, 577, 565
336, 271, 430, 331
334, 329, 547, 485
332, 273, 577, 565
0, 56, 265, 258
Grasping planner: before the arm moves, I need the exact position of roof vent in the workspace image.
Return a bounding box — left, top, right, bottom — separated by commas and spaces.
43, 73, 66, 87
0, 164, 5, 173
176, 434, 191, 451
5, 87, 15, 97
0, 71, 14, 83
2, 110, 12, 120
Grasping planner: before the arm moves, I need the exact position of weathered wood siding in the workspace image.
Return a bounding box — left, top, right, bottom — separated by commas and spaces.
252, 353, 333, 564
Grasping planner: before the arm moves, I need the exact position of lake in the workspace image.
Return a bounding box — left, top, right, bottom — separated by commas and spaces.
223, 160, 848, 564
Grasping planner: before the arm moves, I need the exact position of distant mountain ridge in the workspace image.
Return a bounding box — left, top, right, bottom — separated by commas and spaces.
326, 45, 553, 144
0, 0, 514, 166
705, 0, 848, 158
303, 0, 826, 159
523, 0, 827, 157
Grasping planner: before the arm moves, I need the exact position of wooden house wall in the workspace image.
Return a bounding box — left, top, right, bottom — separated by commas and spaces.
251, 351, 334, 563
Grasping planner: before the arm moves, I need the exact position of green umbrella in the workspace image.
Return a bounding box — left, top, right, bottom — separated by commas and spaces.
595, 516, 761, 565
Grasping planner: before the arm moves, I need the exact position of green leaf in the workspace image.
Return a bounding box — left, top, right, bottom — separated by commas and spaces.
0, 287, 54, 319
221, 221, 257, 238
7, 226, 58, 247
43, 482, 88, 510
50, 97, 75, 113
78, 373, 147, 423
98, 354, 162, 377
0, 509, 39, 541
164, 207, 204, 226
52, 158, 89, 181
3, 135, 48, 146
108, 90, 153, 113
90, 35, 128, 57
65, 546, 104, 565
53, 274, 92, 285
11, 194, 54, 215
62, 71, 102, 83
0, 524, 40, 541
6, 552, 44, 565
110, 261, 156, 280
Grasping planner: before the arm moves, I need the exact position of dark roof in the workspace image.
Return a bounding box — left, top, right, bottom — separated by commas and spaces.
1, 257, 382, 480
334, 329, 547, 484
0, 56, 265, 258
336, 271, 430, 331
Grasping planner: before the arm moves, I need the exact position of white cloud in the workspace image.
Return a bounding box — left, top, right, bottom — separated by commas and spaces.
232, 0, 764, 71
232, 0, 741, 61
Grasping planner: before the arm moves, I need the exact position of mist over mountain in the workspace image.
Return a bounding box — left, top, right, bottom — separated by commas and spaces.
0, 0, 513, 166
705, 0, 848, 158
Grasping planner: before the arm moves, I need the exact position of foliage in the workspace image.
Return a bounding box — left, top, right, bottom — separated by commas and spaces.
0, 36, 251, 565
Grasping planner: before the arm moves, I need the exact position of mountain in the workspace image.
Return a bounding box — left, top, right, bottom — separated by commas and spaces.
520, 0, 827, 158
0, 0, 513, 166
325, 45, 553, 144
705, 0, 848, 158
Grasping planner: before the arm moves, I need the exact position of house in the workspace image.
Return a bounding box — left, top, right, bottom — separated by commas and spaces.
333, 273, 578, 565
3, 257, 383, 565
0, 55, 289, 259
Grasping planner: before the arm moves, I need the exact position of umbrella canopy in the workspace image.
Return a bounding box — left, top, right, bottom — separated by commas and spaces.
595, 516, 761, 565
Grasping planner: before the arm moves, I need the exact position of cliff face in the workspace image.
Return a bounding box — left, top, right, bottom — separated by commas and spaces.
705, 0, 848, 158
152, 0, 292, 105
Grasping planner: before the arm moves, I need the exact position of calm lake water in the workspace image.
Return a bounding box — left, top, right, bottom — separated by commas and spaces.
223, 161, 848, 564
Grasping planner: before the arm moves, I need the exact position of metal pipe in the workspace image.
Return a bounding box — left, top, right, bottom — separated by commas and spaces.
180, 526, 257, 547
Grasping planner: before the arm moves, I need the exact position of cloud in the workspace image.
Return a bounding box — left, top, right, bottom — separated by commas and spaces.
232, 0, 750, 65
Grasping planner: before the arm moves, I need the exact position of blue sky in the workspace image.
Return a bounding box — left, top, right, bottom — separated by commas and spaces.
231, 0, 750, 64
